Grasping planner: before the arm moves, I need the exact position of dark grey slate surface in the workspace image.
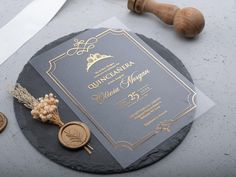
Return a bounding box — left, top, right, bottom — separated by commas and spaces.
14, 30, 193, 174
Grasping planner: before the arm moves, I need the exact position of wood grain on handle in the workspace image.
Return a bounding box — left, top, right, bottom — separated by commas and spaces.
142, 0, 179, 25
128, 0, 205, 38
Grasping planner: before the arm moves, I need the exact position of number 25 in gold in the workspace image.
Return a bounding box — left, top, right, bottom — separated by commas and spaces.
128, 92, 140, 102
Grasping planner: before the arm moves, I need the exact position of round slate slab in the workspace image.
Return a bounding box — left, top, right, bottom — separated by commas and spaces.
14, 30, 193, 174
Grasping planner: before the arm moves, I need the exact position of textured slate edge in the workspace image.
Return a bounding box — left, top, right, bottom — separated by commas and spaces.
14, 30, 193, 174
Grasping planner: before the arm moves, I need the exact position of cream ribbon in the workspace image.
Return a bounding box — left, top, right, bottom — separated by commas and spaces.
0, 0, 67, 65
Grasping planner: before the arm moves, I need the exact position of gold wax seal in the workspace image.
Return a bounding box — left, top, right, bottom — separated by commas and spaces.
11, 84, 93, 154
58, 121, 91, 149
0, 112, 8, 133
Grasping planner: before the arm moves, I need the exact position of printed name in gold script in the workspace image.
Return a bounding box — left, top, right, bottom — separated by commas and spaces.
91, 87, 120, 104
120, 70, 150, 89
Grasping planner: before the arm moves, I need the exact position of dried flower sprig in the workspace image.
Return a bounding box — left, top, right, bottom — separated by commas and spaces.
10, 84, 38, 109
11, 84, 64, 127
10, 83, 93, 154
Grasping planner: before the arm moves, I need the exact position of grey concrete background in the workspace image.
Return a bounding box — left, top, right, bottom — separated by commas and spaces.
0, 0, 235, 177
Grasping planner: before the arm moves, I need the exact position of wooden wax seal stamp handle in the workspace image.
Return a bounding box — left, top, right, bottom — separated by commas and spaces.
128, 0, 205, 38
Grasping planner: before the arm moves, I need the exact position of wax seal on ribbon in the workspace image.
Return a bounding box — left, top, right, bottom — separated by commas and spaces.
11, 84, 93, 154
58, 121, 93, 153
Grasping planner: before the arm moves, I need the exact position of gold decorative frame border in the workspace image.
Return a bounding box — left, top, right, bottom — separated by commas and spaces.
46, 29, 197, 150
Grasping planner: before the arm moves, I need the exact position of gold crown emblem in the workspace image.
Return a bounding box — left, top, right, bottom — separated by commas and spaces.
87, 53, 113, 72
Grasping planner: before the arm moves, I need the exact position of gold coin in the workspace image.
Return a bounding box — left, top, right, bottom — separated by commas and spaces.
0, 112, 8, 133
58, 121, 91, 149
